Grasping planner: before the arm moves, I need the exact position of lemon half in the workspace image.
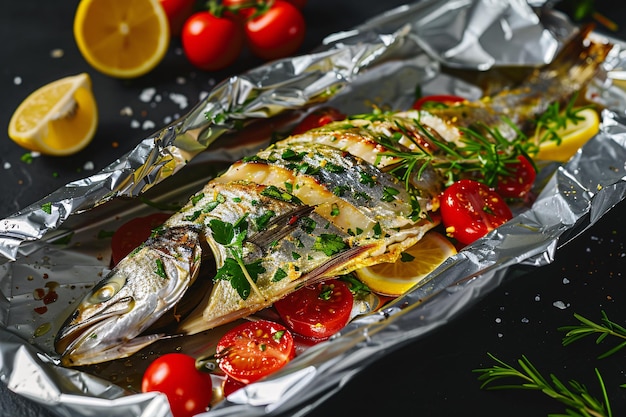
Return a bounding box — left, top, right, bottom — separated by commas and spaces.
8, 73, 98, 156
73, 0, 170, 79
534, 108, 600, 162
356, 231, 457, 297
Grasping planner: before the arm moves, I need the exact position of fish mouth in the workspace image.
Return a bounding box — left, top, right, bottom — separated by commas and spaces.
54, 296, 134, 361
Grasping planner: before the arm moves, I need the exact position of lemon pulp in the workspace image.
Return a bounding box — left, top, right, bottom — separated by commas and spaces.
73, 0, 170, 78
8, 73, 98, 156
355, 231, 457, 297
534, 108, 600, 162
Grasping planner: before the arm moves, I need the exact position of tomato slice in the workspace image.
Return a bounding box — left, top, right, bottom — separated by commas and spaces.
412, 94, 466, 110
274, 279, 354, 340
292, 107, 346, 134
216, 320, 296, 384
141, 353, 213, 417
495, 155, 537, 199
110, 212, 171, 266
440, 179, 513, 245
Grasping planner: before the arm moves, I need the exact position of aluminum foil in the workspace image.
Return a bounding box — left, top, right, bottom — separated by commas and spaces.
2, 0, 626, 416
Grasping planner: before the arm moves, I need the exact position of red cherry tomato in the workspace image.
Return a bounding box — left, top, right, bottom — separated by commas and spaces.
285, 0, 307, 8
440, 179, 513, 245
216, 320, 296, 384
182, 11, 244, 71
274, 279, 354, 340
141, 353, 213, 417
412, 94, 466, 110
159, 0, 196, 36
292, 107, 346, 134
245, 0, 306, 61
495, 155, 537, 199
111, 212, 171, 266
222, 376, 246, 397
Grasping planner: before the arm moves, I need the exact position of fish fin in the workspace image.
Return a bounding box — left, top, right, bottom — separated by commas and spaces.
247, 205, 316, 248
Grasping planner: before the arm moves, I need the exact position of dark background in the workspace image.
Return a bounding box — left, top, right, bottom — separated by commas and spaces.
1, 1, 625, 416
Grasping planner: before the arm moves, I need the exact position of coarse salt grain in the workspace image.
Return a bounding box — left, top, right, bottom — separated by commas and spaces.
83, 161, 94, 171
534, 294, 540, 302
142, 120, 156, 130
120, 106, 133, 117
13, 76, 22, 85
521, 317, 529, 323
50, 49, 64, 58
130, 120, 141, 129
169, 93, 188, 109
139, 88, 156, 102
553, 301, 568, 310
4, 162, 11, 169
562, 277, 570, 284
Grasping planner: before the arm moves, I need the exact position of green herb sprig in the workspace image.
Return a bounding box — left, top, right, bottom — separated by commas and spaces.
209, 216, 265, 300
475, 353, 613, 417
559, 311, 626, 359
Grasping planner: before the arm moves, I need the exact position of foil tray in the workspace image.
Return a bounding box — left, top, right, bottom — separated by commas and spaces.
1, 1, 626, 416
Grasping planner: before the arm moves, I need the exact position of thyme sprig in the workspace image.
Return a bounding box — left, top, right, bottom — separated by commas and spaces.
533, 96, 593, 149
475, 353, 613, 417
559, 311, 626, 359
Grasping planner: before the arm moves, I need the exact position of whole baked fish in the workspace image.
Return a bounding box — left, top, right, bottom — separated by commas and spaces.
54, 25, 611, 366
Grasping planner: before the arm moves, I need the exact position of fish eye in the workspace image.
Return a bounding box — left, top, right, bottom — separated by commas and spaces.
87, 276, 124, 304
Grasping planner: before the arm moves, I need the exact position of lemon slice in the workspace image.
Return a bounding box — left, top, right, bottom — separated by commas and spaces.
355, 231, 457, 297
8, 73, 98, 156
534, 108, 600, 162
73, 0, 170, 79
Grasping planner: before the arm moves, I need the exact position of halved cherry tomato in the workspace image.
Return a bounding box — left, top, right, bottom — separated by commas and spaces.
216, 320, 296, 384
222, 376, 246, 397
110, 212, 171, 266
495, 155, 536, 199
292, 107, 346, 134
141, 353, 213, 417
274, 279, 354, 340
182, 11, 244, 71
245, 0, 306, 61
412, 94, 466, 110
159, 0, 196, 36
440, 179, 513, 245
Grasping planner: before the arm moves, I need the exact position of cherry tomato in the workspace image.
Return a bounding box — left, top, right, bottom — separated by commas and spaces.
141, 353, 213, 417
222, 376, 246, 397
285, 0, 307, 8
495, 155, 537, 199
245, 0, 306, 61
292, 107, 346, 134
216, 320, 295, 384
159, 0, 196, 36
274, 279, 354, 340
440, 179, 513, 245
412, 94, 466, 110
110, 212, 171, 266
182, 11, 244, 71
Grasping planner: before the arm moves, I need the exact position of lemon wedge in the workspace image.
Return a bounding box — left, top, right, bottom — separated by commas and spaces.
8, 73, 98, 156
355, 231, 457, 297
73, 0, 170, 79
534, 108, 600, 162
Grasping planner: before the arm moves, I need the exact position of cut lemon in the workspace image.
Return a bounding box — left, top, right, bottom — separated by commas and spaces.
8, 73, 98, 156
73, 0, 170, 79
355, 231, 457, 297
534, 108, 600, 162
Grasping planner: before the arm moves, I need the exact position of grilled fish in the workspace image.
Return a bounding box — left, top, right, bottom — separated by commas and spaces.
54, 25, 611, 366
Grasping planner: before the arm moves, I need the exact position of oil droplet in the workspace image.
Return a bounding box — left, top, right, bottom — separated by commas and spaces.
34, 322, 51, 337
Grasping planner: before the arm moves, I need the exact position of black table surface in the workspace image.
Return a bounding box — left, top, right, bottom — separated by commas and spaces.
1, 1, 625, 417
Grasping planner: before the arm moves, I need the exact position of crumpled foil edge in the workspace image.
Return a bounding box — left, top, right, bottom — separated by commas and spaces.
1, 1, 625, 417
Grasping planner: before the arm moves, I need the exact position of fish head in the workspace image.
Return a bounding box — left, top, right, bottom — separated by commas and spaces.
54, 225, 203, 366
54, 270, 154, 366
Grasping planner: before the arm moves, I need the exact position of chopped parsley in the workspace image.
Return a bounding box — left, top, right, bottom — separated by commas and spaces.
313, 234, 347, 256
381, 186, 400, 202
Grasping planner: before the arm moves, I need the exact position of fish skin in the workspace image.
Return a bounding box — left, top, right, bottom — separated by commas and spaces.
55, 24, 611, 366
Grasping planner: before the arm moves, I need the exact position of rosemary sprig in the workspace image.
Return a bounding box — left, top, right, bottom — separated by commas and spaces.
559, 311, 626, 359
533, 96, 592, 148
474, 353, 613, 417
